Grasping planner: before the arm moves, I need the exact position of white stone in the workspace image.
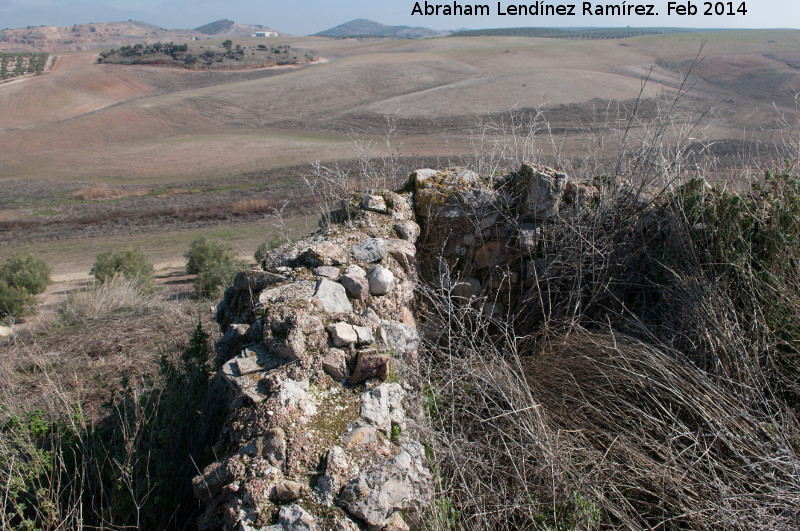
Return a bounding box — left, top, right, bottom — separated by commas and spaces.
368, 265, 394, 296
314, 279, 353, 313
327, 322, 359, 347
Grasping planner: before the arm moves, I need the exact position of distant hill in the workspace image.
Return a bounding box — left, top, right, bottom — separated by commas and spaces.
449, 27, 702, 39
194, 19, 283, 38
0, 19, 285, 52
0, 21, 197, 52
314, 19, 447, 39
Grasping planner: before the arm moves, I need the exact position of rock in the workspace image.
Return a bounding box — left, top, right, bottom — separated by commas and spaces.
327, 322, 359, 347
339, 441, 433, 530
278, 504, 317, 531
192, 459, 234, 505
234, 270, 287, 291
518, 163, 568, 219
353, 325, 374, 346
517, 224, 540, 254
385, 512, 411, 531
563, 180, 598, 206
452, 277, 481, 300
342, 424, 378, 447
0, 325, 12, 338
349, 351, 390, 384
367, 265, 394, 296
314, 279, 353, 314
363, 195, 387, 213
238, 428, 286, 468
323, 349, 348, 381
333, 517, 360, 531
216, 324, 250, 363
482, 301, 505, 318
413, 167, 495, 219
351, 238, 388, 264
314, 266, 341, 280
277, 379, 317, 417
393, 221, 420, 243
358, 383, 405, 434
271, 480, 306, 503
316, 446, 349, 507
220, 347, 282, 403
340, 274, 370, 301
301, 316, 324, 335
259, 281, 316, 307
474, 240, 509, 270
379, 321, 419, 356
344, 264, 366, 277
400, 307, 416, 328
387, 239, 416, 272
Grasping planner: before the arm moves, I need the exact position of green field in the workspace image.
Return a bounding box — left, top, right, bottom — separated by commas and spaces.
0, 52, 49, 80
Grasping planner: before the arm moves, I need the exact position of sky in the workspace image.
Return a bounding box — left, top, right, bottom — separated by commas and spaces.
1, 0, 799, 35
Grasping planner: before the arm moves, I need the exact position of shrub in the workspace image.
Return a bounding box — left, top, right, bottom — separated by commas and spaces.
0, 255, 51, 296
185, 237, 245, 298
0, 278, 32, 320
91, 249, 154, 287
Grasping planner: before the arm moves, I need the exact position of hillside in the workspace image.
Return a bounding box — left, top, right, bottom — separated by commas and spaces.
194, 19, 283, 37
314, 18, 448, 39
0, 19, 285, 52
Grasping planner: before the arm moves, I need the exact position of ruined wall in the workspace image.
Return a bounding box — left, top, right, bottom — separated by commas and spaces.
193, 164, 590, 530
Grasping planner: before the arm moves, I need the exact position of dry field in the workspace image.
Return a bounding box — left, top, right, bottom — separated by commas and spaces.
2, 31, 800, 278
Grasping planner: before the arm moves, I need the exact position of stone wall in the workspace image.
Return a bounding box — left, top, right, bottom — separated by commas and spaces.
193, 163, 593, 530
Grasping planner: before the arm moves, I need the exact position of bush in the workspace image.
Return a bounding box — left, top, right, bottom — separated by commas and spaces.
0, 278, 32, 320
253, 239, 282, 262
185, 237, 245, 298
91, 249, 154, 286
0, 255, 51, 295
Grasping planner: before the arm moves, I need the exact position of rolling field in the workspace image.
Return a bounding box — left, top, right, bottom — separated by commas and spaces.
2, 31, 800, 277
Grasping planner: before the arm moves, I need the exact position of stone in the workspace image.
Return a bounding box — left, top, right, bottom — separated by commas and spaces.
237, 428, 286, 468
353, 325, 375, 346
413, 167, 495, 219
314, 266, 341, 280
271, 480, 306, 503
362, 194, 387, 213
333, 517, 360, 531
278, 504, 317, 531
314, 279, 352, 314
216, 323, 250, 363
0, 325, 12, 338
385, 512, 411, 531
340, 274, 370, 301
234, 270, 286, 291
342, 424, 378, 446
259, 281, 316, 307
316, 446, 349, 507
301, 316, 324, 335
518, 163, 568, 219
351, 238, 388, 264
344, 264, 366, 277
192, 459, 234, 504
277, 379, 317, 417
367, 265, 394, 296
348, 351, 390, 384
327, 322, 359, 347
379, 321, 419, 356
220, 347, 282, 403
517, 224, 540, 255
339, 441, 433, 530
482, 301, 505, 318
563, 180, 598, 206
475, 240, 509, 270
393, 221, 420, 244
358, 383, 405, 434
323, 348, 349, 381
452, 277, 481, 301
387, 239, 416, 272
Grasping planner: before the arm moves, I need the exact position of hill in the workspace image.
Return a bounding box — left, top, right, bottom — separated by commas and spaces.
194, 19, 283, 37
314, 18, 447, 39
449, 26, 700, 39
0, 21, 197, 52
0, 19, 285, 52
